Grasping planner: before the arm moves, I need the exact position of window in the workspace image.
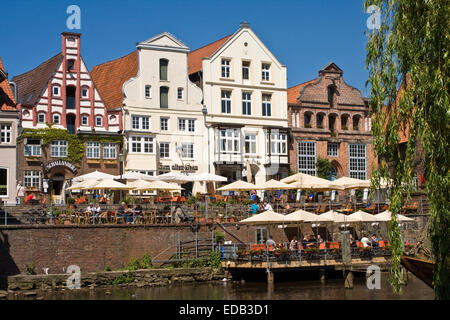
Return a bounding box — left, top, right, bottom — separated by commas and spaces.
81, 115, 88, 126
145, 85, 151, 99
24, 170, 41, 188
178, 119, 195, 132
0, 124, 11, 144
316, 114, 324, 128
37, 113, 46, 123
242, 92, 251, 115
24, 139, 41, 157
341, 115, 349, 130
328, 85, 334, 105
67, 59, 75, 71
297, 141, 316, 175
95, 116, 102, 127
245, 133, 257, 154
66, 86, 76, 109
50, 140, 68, 157
53, 114, 60, 124
220, 129, 240, 153
255, 227, 268, 244
81, 87, 89, 98
160, 87, 169, 108
181, 143, 194, 159
242, 61, 250, 80
159, 142, 170, 159
221, 90, 231, 114
159, 59, 168, 81
53, 85, 60, 96
262, 94, 272, 116
86, 141, 100, 159
270, 133, 287, 155
349, 144, 366, 180
353, 116, 360, 131
160, 117, 168, 131
129, 136, 154, 154
328, 143, 339, 157
103, 143, 116, 159
304, 113, 312, 128
221, 59, 231, 78
0, 168, 7, 196
262, 63, 270, 81
131, 115, 150, 131
177, 88, 183, 100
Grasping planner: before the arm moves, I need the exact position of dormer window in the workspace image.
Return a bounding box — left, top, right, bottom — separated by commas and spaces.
67, 59, 75, 71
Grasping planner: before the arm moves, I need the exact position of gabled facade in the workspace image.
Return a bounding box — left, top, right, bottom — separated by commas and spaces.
0, 57, 19, 205
12, 33, 123, 203
287, 62, 375, 180
188, 23, 290, 185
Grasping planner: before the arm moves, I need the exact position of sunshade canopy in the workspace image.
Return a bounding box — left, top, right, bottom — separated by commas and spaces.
240, 210, 287, 225
88, 179, 134, 190
134, 180, 182, 191
216, 180, 258, 191
284, 209, 333, 223
72, 170, 116, 182
191, 172, 228, 182
281, 172, 341, 191
157, 172, 194, 182
330, 176, 371, 190
347, 210, 378, 222
115, 171, 158, 181
374, 210, 415, 222
255, 179, 297, 190
67, 179, 97, 190
319, 210, 360, 223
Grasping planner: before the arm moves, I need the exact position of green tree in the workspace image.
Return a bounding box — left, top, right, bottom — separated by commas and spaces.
364, 0, 449, 299
316, 157, 332, 180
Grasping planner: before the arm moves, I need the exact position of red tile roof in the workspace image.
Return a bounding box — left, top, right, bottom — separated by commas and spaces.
12, 53, 63, 107
91, 51, 138, 110
0, 57, 16, 110
188, 34, 233, 75
287, 79, 317, 105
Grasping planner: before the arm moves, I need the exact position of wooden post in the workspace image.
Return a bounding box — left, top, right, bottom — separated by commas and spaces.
320, 269, 326, 283
267, 270, 274, 284
344, 270, 354, 289
341, 231, 351, 264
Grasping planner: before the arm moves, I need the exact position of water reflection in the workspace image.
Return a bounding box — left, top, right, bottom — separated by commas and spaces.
10, 272, 434, 300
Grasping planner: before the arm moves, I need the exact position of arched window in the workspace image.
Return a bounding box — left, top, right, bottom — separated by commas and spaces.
160, 86, 169, 108
304, 112, 312, 128
160, 59, 168, 81
341, 114, 349, 130
352, 115, 361, 131
316, 113, 325, 129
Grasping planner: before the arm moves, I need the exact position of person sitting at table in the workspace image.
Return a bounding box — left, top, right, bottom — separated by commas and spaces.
360, 233, 372, 248
316, 234, 324, 243
289, 236, 298, 251
371, 234, 379, 247
26, 193, 35, 204
132, 204, 143, 223
349, 234, 356, 247
250, 201, 259, 215
265, 235, 277, 251
124, 205, 133, 224
262, 201, 273, 211
93, 203, 101, 218
302, 235, 309, 247
85, 203, 94, 213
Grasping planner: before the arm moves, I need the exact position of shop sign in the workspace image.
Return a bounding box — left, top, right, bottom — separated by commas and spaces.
45, 160, 77, 173
158, 163, 199, 172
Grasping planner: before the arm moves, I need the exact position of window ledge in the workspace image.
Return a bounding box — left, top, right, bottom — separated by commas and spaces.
260, 81, 275, 85
87, 159, 101, 163
104, 159, 117, 164
25, 156, 41, 161
219, 78, 235, 82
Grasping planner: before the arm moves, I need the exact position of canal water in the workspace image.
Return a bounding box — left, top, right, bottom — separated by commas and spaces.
9, 272, 434, 300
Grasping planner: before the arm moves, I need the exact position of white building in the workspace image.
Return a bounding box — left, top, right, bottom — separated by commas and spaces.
188, 23, 290, 186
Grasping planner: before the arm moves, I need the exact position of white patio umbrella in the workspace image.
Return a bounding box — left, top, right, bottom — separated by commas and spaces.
255, 179, 297, 191
281, 173, 340, 190
192, 172, 228, 182
67, 179, 97, 191
216, 180, 258, 192
347, 210, 378, 222
72, 170, 116, 183
115, 171, 158, 181
331, 176, 371, 190
285, 209, 333, 223
374, 210, 415, 222
157, 172, 195, 183
239, 210, 287, 225
320, 210, 360, 223
88, 179, 135, 190
134, 180, 182, 192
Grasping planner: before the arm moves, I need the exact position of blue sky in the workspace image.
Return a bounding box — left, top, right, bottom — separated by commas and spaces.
1, 0, 372, 95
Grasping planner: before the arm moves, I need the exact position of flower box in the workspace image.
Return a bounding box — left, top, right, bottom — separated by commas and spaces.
104, 159, 118, 164
87, 159, 101, 164
25, 157, 41, 162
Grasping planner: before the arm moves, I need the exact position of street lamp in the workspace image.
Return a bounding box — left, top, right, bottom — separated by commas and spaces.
119, 152, 123, 202
202, 105, 211, 222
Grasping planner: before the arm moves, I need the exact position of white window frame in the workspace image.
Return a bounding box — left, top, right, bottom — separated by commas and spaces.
245, 133, 257, 155
270, 133, 287, 155
220, 129, 240, 153
24, 139, 41, 157
103, 142, 117, 159
160, 117, 169, 131
129, 136, 155, 154
95, 116, 103, 127
37, 113, 46, 123
180, 143, 194, 160
262, 63, 271, 81
349, 144, 366, 180
159, 142, 170, 159
221, 58, 231, 78
131, 115, 150, 131
242, 61, 250, 80
242, 92, 252, 115
221, 90, 231, 114
81, 115, 89, 126
327, 142, 339, 157
0, 124, 12, 144
86, 141, 101, 159
178, 118, 195, 132
297, 141, 316, 175
50, 140, 68, 158
145, 85, 152, 99
53, 114, 60, 124
262, 94, 272, 116
81, 86, 89, 98
177, 88, 183, 100
24, 170, 41, 189
53, 85, 60, 96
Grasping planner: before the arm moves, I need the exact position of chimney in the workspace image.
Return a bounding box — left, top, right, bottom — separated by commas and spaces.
240, 22, 250, 29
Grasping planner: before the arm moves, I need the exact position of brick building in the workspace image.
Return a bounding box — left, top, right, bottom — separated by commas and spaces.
288, 63, 375, 180
12, 33, 123, 203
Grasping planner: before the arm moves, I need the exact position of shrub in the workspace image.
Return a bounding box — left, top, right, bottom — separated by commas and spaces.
103, 266, 112, 272
26, 263, 35, 275
186, 196, 197, 205
108, 272, 135, 285
214, 230, 225, 244
127, 258, 142, 271
208, 250, 222, 269
66, 197, 75, 205
142, 253, 152, 269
